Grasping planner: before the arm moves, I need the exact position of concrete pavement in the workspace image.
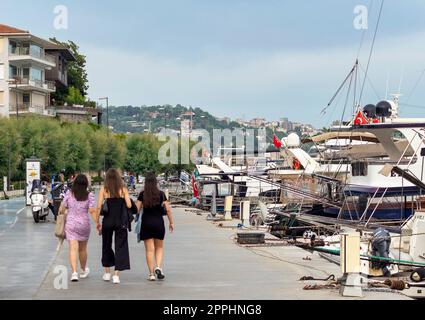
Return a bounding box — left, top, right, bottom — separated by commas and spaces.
0, 198, 59, 299
32, 207, 409, 300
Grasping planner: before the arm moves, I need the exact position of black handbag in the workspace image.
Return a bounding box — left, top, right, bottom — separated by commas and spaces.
121, 199, 136, 231
101, 200, 108, 216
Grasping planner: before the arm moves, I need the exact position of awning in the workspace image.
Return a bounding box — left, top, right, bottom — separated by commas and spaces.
302, 131, 379, 144
323, 140, 414, 160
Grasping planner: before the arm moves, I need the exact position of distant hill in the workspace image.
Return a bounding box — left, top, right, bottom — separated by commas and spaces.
107, 104, 243, 134
107, 105, 287, 150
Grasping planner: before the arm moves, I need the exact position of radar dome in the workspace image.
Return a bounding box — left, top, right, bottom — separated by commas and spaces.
376, 100, 394, 117
287, 133, 301, 148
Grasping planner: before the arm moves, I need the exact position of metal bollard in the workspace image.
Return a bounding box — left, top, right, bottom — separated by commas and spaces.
240, 201, 251, 228
224, 196, 233, 221
339, 232, 364, 297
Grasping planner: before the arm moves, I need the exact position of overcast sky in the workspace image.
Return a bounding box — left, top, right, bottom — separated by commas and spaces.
2, 0, 425, 127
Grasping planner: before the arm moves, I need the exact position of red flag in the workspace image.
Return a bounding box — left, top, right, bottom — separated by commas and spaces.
192, 176, 199, 198
353, 111, 368, 125
273, 135, 282, 148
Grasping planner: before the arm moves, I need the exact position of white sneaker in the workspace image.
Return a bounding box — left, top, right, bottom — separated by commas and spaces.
102, 273, 111, 282
80, 267, 90, 279
71, 272, 79, 282
154, 267, 165, 280
148, 273, 156, 281
112, 275, 120, 284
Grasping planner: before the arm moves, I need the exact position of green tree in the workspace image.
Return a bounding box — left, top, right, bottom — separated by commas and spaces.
124, 134, 161, 175
87, 129, 108, 173
40, 120, 66, 174
105, 134, 126, 170
63, 125, 91, 174
0, 118, 21, 184
65, 86, 85, 105
50, 38, 89, 97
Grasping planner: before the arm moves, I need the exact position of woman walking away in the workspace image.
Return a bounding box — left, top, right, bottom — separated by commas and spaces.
136, 172, 174, 281
62, 174, 96, 282
96, 169, 132, 284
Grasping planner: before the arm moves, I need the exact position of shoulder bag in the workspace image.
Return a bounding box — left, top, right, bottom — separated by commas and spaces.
54, 204, 68, 239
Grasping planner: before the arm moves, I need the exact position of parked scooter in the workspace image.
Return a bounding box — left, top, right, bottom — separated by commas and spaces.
30, 179, 50, 223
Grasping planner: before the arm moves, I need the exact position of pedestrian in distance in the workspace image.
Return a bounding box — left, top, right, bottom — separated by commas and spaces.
61, 174, 96, 282
96, 168, 132, 284
136, 172, 174, 281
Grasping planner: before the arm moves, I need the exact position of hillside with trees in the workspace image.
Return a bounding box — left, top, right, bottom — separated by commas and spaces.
108, 104, 243, 134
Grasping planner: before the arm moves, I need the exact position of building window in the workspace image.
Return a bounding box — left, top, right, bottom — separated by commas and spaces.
9, 65, 17, 78
31, 68, 42, 81
23, 93, 30, 104
352, 161, 368, 177
30, 44, 42, 59
8, 40, 17, 54
23, 68, 30, 78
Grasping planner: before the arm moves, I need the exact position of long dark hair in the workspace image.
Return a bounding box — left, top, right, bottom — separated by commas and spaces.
104, 168, 124, 198
143, 172, 161, 208
72, 174, 89, 201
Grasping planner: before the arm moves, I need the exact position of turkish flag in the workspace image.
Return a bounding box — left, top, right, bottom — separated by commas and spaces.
192, 176, 199, 198
354, 111, 369, 125
273, 135, 282, 148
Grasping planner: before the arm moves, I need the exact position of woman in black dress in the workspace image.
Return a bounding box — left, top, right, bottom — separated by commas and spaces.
96, 168, 132, 284
136, 172, 174, 281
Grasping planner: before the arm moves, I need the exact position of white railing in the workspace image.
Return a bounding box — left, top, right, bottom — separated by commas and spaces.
10, 78, 55, 91
9, 47, 56, 64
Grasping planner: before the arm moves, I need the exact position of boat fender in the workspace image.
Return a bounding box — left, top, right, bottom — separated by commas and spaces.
410, 268, 425, 283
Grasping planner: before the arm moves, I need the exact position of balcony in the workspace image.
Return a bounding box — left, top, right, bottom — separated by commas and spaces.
9, 104, 56, 117
9, 78, 56, 93
9, 47, 56, 68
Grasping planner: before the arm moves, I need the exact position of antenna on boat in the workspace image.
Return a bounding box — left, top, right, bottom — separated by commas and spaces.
385, 70, 390, 99
390, 93, 401, 119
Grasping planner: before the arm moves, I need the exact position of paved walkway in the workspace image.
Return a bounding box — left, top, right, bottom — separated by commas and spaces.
0, 198, 59, 300
34, 207, 409, 300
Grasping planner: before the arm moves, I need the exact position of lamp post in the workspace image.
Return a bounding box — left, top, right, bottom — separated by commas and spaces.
189, 106, 194, 135
99, 97, 109, 134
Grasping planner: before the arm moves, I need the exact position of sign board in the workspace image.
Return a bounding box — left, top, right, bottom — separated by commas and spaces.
26, 159, 41, 206
3, 176, 7, 192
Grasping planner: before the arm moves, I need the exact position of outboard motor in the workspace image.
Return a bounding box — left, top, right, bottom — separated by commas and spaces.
371, 228, 392, 277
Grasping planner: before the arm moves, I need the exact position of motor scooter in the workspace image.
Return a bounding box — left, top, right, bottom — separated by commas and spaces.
30, 179, 50, 223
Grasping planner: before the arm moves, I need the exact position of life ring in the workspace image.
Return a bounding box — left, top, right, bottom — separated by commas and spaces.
292, 158, 301, 170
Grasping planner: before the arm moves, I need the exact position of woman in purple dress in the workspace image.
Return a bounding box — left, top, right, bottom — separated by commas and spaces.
62, 174, 97, 282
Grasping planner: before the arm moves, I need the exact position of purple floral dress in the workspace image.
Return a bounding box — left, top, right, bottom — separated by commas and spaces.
63, 191, 95, 241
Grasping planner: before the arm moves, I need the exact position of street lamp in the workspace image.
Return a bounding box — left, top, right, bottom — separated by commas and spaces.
7, 77, 20, 118
99, 97, 109, 133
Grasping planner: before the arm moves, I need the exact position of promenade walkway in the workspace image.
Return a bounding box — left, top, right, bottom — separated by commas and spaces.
33, 207, 409, 300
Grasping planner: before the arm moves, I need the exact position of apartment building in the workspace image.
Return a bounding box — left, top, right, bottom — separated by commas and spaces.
45, 42, 76, 91
0, 24, 58, 118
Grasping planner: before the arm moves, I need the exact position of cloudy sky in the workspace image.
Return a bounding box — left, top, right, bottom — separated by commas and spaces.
2, 0, 425, 127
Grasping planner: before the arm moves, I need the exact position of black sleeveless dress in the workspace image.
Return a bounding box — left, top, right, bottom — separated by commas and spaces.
137, 191, 167, 240
101, 198, 130, 271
